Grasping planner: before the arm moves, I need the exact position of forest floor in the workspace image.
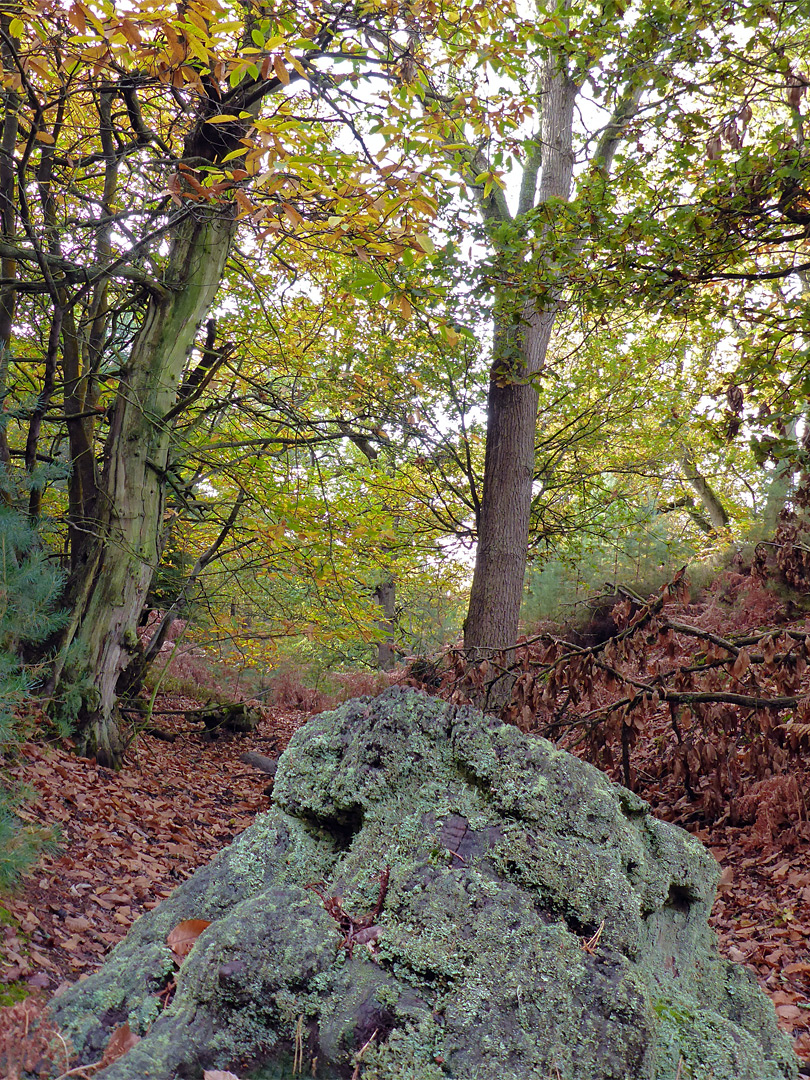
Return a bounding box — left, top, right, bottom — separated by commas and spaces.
1, 575, 810, 1072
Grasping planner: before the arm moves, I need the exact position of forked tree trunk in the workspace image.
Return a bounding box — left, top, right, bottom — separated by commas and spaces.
463, 52, 645, 706
678, 445, 730, 533
464, 63, 577, 687
56, 208, 236, 766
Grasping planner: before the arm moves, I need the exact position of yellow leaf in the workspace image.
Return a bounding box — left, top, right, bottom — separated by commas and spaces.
204, 113, 240, 124
414, 233, 434, 255
440, 324, 461, 347
35, 131, 55, 144
284, 49, 309, 81
83, 5, 108, 36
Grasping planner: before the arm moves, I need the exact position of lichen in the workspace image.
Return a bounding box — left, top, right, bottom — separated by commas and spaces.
50, 688, 798, 1080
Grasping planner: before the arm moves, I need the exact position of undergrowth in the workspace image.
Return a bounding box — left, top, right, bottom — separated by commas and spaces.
409, 534, 810, 836
0, 507, 65, 891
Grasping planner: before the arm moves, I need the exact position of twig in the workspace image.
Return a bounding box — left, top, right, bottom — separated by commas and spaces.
351, 1028, 378, 1080
581, 918, 605, 954
54, 1062, 102, 1080
293, 1014, 304, 1076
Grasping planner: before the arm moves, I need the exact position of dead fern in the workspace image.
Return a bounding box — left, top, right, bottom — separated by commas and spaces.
0, 997, 72, 1080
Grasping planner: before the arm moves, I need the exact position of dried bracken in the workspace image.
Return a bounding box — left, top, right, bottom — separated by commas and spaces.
0, 997, 71, 1080
430, 566, 810, 825
306, 867, 390, 958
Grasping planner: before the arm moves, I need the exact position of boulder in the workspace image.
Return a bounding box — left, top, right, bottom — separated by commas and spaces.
51, 687, 798, 1080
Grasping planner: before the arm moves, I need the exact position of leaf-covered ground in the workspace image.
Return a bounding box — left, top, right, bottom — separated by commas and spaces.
0, 626, 809, 1073
0, 698, 298, 991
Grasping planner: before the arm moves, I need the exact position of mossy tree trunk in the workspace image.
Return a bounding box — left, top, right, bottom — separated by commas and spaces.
678, 445, 730, 534
56, 208, 236, 767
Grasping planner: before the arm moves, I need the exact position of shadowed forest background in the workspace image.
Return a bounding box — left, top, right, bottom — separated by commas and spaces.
0, 0, 810, 1072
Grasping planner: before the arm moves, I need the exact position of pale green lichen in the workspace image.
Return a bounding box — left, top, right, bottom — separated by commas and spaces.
50, 688, 798, 1080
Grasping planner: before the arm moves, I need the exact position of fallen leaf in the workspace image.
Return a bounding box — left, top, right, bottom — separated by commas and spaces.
65, 915, 91, 932
776, 1005, 804, 1021
167, 919, 212, 961
101, 1022, 140, 1066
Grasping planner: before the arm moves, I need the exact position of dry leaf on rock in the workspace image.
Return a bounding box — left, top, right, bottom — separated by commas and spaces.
167, 918, 212, 961
101, 1021, 140, 1066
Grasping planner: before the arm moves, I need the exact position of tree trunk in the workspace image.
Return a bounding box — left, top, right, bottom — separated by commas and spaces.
0, 16, 19, 475
464, 62, 577, 675
56, 208, 236, 766
678, 446, 730, 533
373, 577, 397, 670
461, 52, 646, 695
463, 312, 555, 657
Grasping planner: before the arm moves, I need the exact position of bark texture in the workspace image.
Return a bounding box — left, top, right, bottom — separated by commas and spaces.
373, 577, 398, 669
58, 209, 236, 766
464, 63, 577, 665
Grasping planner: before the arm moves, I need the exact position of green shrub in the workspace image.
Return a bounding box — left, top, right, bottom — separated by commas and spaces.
0, 507, 66, 890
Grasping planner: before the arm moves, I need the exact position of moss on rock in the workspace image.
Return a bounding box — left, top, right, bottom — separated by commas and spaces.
51, 688, 798, 1080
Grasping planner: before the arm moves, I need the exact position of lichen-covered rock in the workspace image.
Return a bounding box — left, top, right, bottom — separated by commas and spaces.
51, 688, 798, 1080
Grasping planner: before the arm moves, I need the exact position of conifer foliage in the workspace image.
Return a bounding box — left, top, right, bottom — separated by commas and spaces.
0, 507, 64, 889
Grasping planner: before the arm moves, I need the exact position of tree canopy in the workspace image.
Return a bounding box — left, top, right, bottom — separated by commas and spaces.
0, 0, 808, 759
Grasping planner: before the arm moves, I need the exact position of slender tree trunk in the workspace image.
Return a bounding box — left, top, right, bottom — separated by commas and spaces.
464, 311, 555, 656
0, 16, 19, 474
464, 63, 577, 669
373, 577, 397, 670
461, 50, 646, 698
56, 208, 236, 766
678, 445, 730, 533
